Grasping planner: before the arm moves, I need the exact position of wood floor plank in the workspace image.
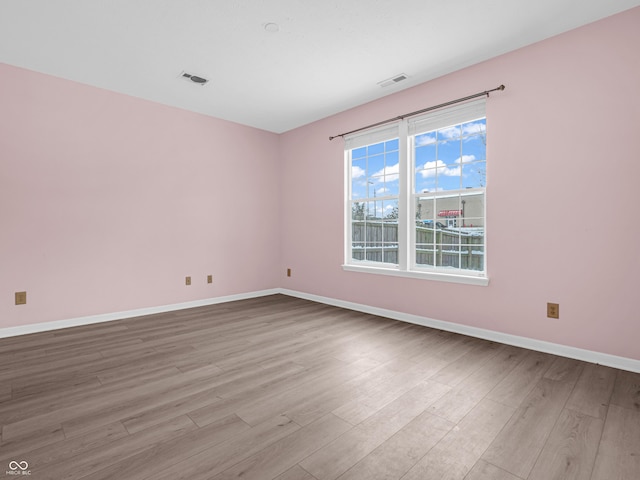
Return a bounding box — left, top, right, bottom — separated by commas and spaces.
463, 460, 521, 480
157, 415, 296, 480
335, 411, 454, 480
1, 362, 225, 439
0, 384, 11, 403
2, 422, 129, 469
565, 363, 616, 419
485, 350, 555, 408
11, 375, 103, 400
590, 452, 640, 480
610, 370, 640, 412
0, 350, 104, 383
543, 356, 585, 382
596, 403, 640, 456
212, 413, 352, 480
86, 414, 295, 480
0, 424, 65, 462
288, 358, 438, 427
36, 414, 200, 480
121, 388, 223, 434
400, 398, 516, 480
331, 358, 449, 425
481, 374, 581, 479
428, 339, 501, 387
590, 403, 640, 480
427, 345, 524, 423
299, 381, 450, 480
274, 465, 318, 480
234, 358, 381, 427
527, 408, 604, 480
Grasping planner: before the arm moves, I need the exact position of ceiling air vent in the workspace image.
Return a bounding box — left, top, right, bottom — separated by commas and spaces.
180, 71, 209, 86
378, 73, 408, 88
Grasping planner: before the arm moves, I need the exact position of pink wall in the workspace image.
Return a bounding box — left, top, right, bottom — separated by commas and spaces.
279, 7, 640, 360
0, 64, 281, 327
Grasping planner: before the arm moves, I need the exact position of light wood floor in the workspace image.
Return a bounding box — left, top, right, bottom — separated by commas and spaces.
1, 294, 638, 480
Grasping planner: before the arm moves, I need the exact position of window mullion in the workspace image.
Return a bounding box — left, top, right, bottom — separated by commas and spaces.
398, 120, 409, 271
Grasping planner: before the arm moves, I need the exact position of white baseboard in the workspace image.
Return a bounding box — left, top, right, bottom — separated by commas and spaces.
280, 288, 640, 374
0, 289, 280, 339
2, 287, 638, 373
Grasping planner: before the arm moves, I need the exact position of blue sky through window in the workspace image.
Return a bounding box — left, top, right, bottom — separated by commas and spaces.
351, 138, 400, 218
351, 118, 486, 215
415, 118, 486, 193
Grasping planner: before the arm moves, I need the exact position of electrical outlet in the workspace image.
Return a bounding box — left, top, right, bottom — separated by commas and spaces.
287, 268, 291, 277
185, 276, 191, 286
547, 302, 559, 319
207, 275, 213, 284
15, 291, 27, 305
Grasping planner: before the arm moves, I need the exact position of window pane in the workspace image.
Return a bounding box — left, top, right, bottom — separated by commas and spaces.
435, 197, 462, 228
385, 138, 399, 151
367, 180, 381, 199
415, 197, 434, 222
365, 201, 378, 220
352, 146, 366, 160
368, 153, 384, 178
415, 143, 436, 167
351, 159, 367, 199
437, 141, 461, 166
415, 169, 437, 194
367, 142, 384, 156
461, 118, 486, 137
462, 134, 486, 162
382, 200, 399, 221
462, 162, 486, 189
438, 124, 461, 142
415, 131, 436, 146
460, 192, 485, 226
385, 149, 399, 168
353, 217, 398, 265
351, 201, 366, 221
466, 245, 485, 271
382, 154, 400, 194
436, 167, 462, 191
415, 223, 435, 267
385, 177, 400, 196
382, 208, 399, 264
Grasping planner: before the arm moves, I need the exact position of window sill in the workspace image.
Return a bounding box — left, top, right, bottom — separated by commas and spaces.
342, 264, 489, 286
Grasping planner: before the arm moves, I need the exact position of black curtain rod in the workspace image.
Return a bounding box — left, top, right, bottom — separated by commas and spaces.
329, 84, 505, 141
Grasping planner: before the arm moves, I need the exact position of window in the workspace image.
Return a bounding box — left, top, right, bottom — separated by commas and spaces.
345, 99, 488, 285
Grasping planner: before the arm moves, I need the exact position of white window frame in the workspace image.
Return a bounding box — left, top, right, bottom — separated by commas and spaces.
343, 99, 489, 286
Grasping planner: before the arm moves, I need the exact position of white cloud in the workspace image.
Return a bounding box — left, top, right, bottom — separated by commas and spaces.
352, 165, 365, 178
455, 155, 476, 164
371, 163, 399, 182
430, 121, 486, 143
415, 133, 436, 146
438, 125, 460, 140
418, 160, 460, 177
462, 121, 485, 136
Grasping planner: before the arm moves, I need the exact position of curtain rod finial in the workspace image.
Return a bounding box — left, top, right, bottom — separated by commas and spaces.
498, 84, 505, 90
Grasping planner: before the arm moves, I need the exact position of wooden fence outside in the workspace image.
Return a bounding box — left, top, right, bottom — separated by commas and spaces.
351, 221, 484, 271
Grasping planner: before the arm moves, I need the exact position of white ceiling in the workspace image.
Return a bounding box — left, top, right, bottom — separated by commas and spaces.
1, 1, 639, 133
